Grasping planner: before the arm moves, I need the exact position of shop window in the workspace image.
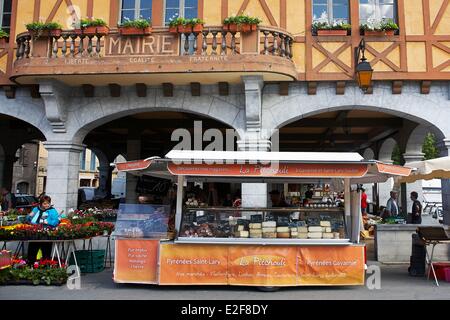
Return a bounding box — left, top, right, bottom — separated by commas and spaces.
120, 0, 152, 22
164, 0, 198, 25
90, 152, 97, 172
359, 0, 397, 24
16, 182, 29, 194
0, 0, 12, 36
312, 0, 349, 24
80, 149, 86, 171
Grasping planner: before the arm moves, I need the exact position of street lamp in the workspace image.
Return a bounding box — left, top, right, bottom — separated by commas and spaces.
355, 39, 373, 92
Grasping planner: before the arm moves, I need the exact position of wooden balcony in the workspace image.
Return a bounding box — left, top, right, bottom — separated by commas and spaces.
11, 26, 297, 86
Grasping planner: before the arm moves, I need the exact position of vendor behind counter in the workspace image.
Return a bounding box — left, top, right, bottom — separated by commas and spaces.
269, 190, 291, 224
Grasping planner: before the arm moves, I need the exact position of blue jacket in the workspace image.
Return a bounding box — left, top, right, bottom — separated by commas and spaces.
29, 206, 60, 227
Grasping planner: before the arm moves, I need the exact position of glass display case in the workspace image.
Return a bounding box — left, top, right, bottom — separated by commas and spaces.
178, 207, 347, 242
114, 204, 174, 239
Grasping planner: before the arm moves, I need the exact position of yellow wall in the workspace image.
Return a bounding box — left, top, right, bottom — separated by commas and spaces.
407, 43, 427, 72
287, 0, 305, 35
404, 0, 424, 35
16, 0, 35, 35
203, 0, 222, 25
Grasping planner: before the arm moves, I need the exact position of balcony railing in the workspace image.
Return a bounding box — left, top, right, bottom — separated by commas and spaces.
15, 26, 294, 60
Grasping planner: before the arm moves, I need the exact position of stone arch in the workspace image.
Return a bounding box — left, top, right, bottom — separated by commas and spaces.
362, 148, 375, 160
379, 138, 398, 163
265, 83, 449, 141
67, 87, 245, 144
404, 124, 443, 160
0, 90, 52, 140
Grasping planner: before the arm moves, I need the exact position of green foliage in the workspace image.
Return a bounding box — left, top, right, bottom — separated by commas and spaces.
312, 21, 351, 31
422, 133, 439, 160
223, 15, 262, 25
391, 144, 403, 165
0, 28, 9, 38
169, 17, 204, 27
360, 18, 399, 31
26, 21, 62, 31
80, 18, 107, 28
119, 18, 151, 28
169, 17, 186, 27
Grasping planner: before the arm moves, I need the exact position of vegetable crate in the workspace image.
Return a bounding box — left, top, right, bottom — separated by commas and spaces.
69, 250, 105, 273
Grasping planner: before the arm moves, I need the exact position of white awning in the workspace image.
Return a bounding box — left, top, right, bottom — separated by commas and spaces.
397, 156, 450, 184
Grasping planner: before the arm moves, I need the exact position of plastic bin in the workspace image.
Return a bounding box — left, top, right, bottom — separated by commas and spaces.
429, 262, 450, 280
69, 250, 105, 273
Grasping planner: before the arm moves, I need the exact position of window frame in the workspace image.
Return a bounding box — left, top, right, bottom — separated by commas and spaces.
0, 0, 12, 33
312, 0, 350, 24
163, 0, 199, 26
359, 0, 398, 24
119, 0, 153, 23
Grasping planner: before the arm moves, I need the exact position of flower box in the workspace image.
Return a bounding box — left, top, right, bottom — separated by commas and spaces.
169, 25, 178, 33
240, 23, 251, 33
49, 29, 62, 37
0, 37, 9, 46
178, 25, 192, 33
82, 26, 109, 36
192, 23, 204, 33
364, 29, 395, 36
227, 23, 238, 33
251, 24, 257, 31
119, 26, 152, 35
317, 29, 348, 36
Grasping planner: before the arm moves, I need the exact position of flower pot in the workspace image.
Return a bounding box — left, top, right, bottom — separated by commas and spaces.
0, 37, 9, 46
250, 24, 258, 31
240, 23, 251, 33
169, 25, 178, 33
192, 24, 204, 33
178, 25, 192, 34
119, 26, 152, 35
83, 26, 109, 36
28, 29, 51, 38
317, 29, 348, 36
49, 29, 62, 37
228, 23, 238, 33
364, 30, 395, 36
222, 24, 229, 31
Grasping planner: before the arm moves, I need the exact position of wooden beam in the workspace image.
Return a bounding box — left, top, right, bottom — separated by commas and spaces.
392, 81, 403, 94
218, 82, 229, 96
307, 82, 317, 95
421, 80, 431, 94
136, 83, 147, 97
82, 84, 95, 97
162, 83, 173, 97
279, 82, 289, 96
190, 82, 201, 96
4, 86, 16, 99
336, 81, 346, 95
109, 84, 121, 97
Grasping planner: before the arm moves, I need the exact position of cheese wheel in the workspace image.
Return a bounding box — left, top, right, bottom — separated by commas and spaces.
262, 227, 276, 233
250, 232, 263, 238
320, 221, 331, 227
325, 227, 332, 233
308, 232, 323, 239
262, 232, 277, 238
290, 227, 298, 232
249, 223, 262, 229
334, 232, 340, 239
297, 232, 309, 239
237, 225, 245, 231
308, 226, 322, 232
239, 231, 249, 238
298, 227, 309, 233
322, 233, 334, 239
276, 226, 289, 233
277, 232, 291, 238
250, 229, 263, 235
290, 232, 298, 237
262, 221, 277, 228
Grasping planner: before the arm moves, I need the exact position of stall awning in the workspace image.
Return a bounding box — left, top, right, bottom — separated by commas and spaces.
396, 156, 450, 184
113, 151, 412, 183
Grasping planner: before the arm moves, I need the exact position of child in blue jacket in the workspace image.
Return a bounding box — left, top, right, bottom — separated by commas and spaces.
27, 195, 61, 262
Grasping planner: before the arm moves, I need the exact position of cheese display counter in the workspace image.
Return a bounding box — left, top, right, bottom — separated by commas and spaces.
112, 150, 413, 287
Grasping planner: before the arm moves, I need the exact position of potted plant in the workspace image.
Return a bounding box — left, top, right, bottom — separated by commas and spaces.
168, 17, 184, 33
360, 18, 398, 36
188, 18, 205, 33
312, 20, 351, 36
118, 17, 152, 35
223, 14, 262, 33
26, 21, 63, 38
178, 18, 192, 34
0, 29, 8, 46
80, 18, 109, 36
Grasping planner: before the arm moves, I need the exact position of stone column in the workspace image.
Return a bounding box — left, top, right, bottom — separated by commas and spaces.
43, 142, 84, 214
125, 139, 141, 204
403, 152, 425, 215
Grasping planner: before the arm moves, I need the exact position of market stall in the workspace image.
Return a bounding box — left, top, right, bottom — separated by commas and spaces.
112, 151, 412, 287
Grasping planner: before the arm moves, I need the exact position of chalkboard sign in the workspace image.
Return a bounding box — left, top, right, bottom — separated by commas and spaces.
251, 215, 263, 223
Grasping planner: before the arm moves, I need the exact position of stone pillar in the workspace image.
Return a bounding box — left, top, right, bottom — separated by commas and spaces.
43, 142, 84, 214
125, 139, 141, 204
403, 152, 425, 215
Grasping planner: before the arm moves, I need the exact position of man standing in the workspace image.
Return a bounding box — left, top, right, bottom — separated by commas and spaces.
361, 188, 368, 215
0, 187, 14, 211
410, 191, 422, 224
384, 190, 399, 217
